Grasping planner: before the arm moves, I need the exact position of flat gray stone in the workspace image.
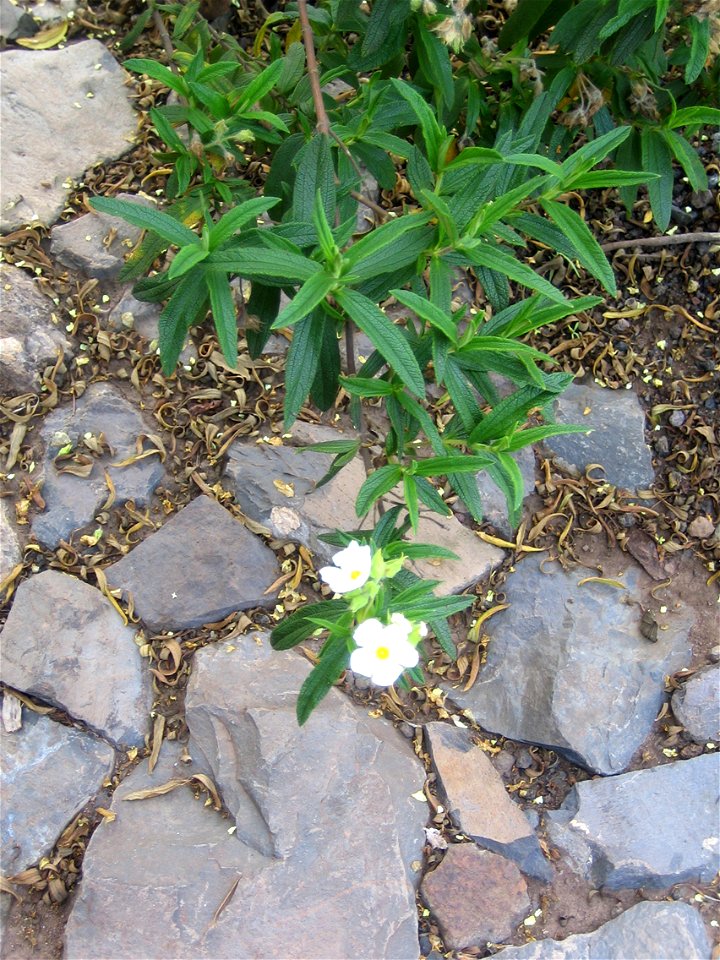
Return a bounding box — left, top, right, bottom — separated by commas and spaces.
421, 845, 530, 950
546, 753, 720, 890
0, 0, 24, 40
672, 665, 720, 743
32, 382, 165, 549
0, 263, 69, 395
444, 555, 693, 774
0, 497, 21, 584
542, 382, 654, 490
494, 901, 711, 959
0, 570, 148, 745
50, 195, 145, 279
65, 640, 426, 960
425, 722, 551, 881
1, 40, 136, 233
105, 496, 280, 631
476, 444, 536, 537
1, 709, 115, 876
106, 287, 161, 339
225, 426, 504, 595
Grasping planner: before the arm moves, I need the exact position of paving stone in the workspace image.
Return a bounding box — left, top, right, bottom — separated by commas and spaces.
66, 642, 426, 960
0, 709, 115, 875
476, 444, 536, 538
421, 845, 530, 950
0, 263, 69, 395
32, 382, 165, 549
542, 382, 654, 490
50, 194, 146, 280
225, 426, 504, 595
546, 752, 720, 889
444, 555, 693, 775
493, 901, 711, 959
0, 40, 136, 233
0, 497, 21, 584
671, 665, 720, 742
105, 495, 280, 631
425, 722, 551, 881
0, 570, 148, 745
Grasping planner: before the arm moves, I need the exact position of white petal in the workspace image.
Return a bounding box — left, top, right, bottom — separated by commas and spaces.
332, 541, 372, 579
370, 661, 404, 686
319, 566, 353, 594
388, 636, 420, 669
390, 612, 413, 636
353, 618, 384, 647
350, 646, 378, 678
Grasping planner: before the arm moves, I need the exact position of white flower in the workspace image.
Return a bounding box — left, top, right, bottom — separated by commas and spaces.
350, 618, 420, 686
319, 540, 372, 594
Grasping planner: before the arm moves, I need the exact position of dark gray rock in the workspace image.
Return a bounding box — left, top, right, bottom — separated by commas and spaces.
421, 845, 530, 949
547, 752, 720, 889
32, 382, 165, 549
65, 643, 425, 960
493, 901, 711, 959
425, 722, 551, 881
1, 40, 137, 233
672, 664, 720, 743
444, 555, 693, 774
106, 287, 161, 339
476, 444, 536, 538
225, 426, 504, 594
0, 570, 148, 745
0, 497, 21, 584
50, 195, 145, 279
542, 382, 654, 490
1, 709, 115, 875
0, 263, 69, 395
0, 0, 24, 41
105, 496, 280, 631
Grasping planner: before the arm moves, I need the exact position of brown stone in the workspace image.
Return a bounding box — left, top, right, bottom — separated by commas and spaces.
421, 845, 530, 949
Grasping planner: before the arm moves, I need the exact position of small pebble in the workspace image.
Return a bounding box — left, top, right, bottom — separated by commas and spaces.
690, 189, 714, 209
668, 410, 686, 428
516, 748, 534, 770
655, 436, 670, 456
687, 516, 715, 539
709, 646, 720, 664
619, 514, 636, 528
399, 722, 415, 739
493, 751, 515, 776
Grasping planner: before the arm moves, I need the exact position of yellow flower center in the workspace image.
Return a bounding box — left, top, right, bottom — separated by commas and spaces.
350, 569, 362, 580
375, 646, 390, 660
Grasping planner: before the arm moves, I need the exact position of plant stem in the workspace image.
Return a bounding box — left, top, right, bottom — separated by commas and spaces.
600, 231, 720, 252
149, 1, 174, 64
297, 0, 331, 136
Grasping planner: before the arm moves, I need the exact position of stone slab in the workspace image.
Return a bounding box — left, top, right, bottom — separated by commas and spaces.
546, 752, 720, 890
32, 382, 165, 548
476, 444, 536, 538
671, 664, 720, 743
445, 555, 693, 774
0, 497, 21, 584
1, 709, 115, 876
1, 40, 136, 232
50, 195, 145, 280
0, 569, 148, 745
493, 901, 711, 959
105, 495, 280, 631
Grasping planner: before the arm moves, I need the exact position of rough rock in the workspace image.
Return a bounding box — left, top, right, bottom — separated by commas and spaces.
0, 0, 26, 41
546, 752, 720, 889
672, 665, 720, 742
0, 709, 115, 875
65, 639, 426, 960
542, 382, 654, 490
24, 0, 76, 24
1, 40, 136, 233
106, 287, 161, 339
444, 555, 693, 775
0, 263, 69, 395
421, 845, 530, 950
32, 382, 165, 549
50, 194, 146, 279
0, 570, 148, 745
105, 496, 280, 631
493, 901, 711, 960
0, 497, 21, 584
224, 426, 504, 594
424, 723, 551, 881
476, 444, 536, 537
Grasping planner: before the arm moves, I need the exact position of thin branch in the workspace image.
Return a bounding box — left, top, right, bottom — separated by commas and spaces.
600, 231, 720, 253
350, 190, 389, 222
150, 2, 175, 65
297, 0, 331, 135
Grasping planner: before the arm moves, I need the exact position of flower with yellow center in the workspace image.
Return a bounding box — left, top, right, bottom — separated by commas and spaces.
350, 617, 420, 686
318, 540, 372, 595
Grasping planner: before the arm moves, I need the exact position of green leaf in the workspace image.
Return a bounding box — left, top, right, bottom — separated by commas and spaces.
384, 541, 458, 560
469, 383, 564, 445
541, 199, 616, 293
335, 289, 426, 397
449, 470, 484, 522
486, 451, 524, 527
391, 289, 457, 343
390, 78, 444, 171
168, 243, 209, 280
246, 282, 280, 358
416, 21, 454, 109
340, 376, 396, 397
124, 58, 188, 96
311, 319, 341, 411
467, 174, 548, 236
641, 128, 673, 231
403, 474, 420, 532
558, 127, 631, 185
89, 196, 197, 248
393, 594, 473, 620
299, 439, 360, 456
312, 189, 338, 263
462, 242, 567, 304
655, 0, 670, 30
356, 464, 404, 516
407, 146, 435, 195
233, 58, 284, 111
283, 309, 325, 427
503, 423, 589, 451
149, 107, 187, 152
297, 632, 351, 725
569, 170, 657, 189
661, 129, 708, 192
362, 0, 410, 56
271, 271, 337, 330
205, 272, 238, 368
443, 146, 504, 172
415, 455, 494, 477
292, 133, 336, 225
598, 0, 655, 40
686, 16, 710, 84
415, 476, 451, 517
209, 198, 280, 250
158, 271, 208, 375
669, 106, 720, 129
118, 8, 152, 52
343, 213, 433, 280
498, 0, 555, 48
443, 358, 482, 433
207, 247, 321, 283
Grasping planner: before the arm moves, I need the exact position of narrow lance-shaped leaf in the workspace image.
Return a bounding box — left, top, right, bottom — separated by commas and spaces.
89, 196, 198, 248
296, 633, 350, 725
541, 198, 616, 294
